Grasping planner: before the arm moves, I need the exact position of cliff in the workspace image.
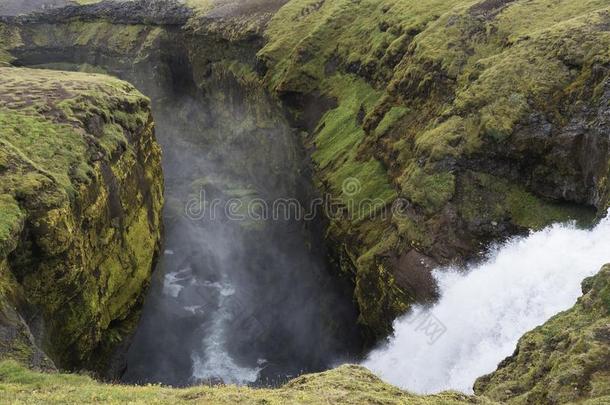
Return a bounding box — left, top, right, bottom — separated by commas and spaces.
0, 67, 164, 373
256, 0, 610, 337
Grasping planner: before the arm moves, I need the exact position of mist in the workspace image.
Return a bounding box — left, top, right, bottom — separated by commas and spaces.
119, 72, 362, 386
364, 214, 610, 394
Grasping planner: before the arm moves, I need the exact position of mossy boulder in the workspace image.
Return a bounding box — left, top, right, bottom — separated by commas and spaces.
0, 67, 163, 374
475, 264, 610, 404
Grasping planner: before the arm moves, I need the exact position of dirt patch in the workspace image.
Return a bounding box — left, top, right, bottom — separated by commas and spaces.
469, 0, 517, 19
391, 250, 439, 304
206, 0, 290, 19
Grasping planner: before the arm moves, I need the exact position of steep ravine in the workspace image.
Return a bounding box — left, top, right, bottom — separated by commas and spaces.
117, 63, 363, 387
0, 1, 609, 403
1, 0, 363, 386
5, 0, 609, 344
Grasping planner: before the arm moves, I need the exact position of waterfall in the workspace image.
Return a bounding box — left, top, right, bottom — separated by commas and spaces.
364, 214, 610, 394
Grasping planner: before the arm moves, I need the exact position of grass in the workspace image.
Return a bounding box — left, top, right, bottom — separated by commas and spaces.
0, 361, 496, 405
260, 0, 458, 91
0, 67, 149, 196
400, 165, 455, 215
311, 75, 396, 216
0, 110, 90, 192
0, 194, 23, 258
458, 171, 596, 230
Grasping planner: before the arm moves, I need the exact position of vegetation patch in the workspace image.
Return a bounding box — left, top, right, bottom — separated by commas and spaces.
0, 361, 496, 405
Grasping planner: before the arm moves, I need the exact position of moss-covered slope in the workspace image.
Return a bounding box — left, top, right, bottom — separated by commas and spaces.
0, 67, 163, 373
475, 264, 610, 404
0, 361, 496, 404
256, 0, 610, 337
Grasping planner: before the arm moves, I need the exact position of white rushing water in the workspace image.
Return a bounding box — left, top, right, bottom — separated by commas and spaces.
191, 276, 263, 385
364, 215, 610, 394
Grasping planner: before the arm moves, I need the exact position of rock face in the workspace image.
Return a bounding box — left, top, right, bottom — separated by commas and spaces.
0, 67, 163, 372
15, 0, 192, 26
475, 264, 610, 404
256, 0, 610, 337
0, 0, 76, 17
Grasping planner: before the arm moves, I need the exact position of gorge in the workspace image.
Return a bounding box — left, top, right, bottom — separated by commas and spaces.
0, 0, 609, 404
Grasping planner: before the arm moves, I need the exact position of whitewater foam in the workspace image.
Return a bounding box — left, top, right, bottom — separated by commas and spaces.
191, 277, 262, 385
364, 215, 610, 394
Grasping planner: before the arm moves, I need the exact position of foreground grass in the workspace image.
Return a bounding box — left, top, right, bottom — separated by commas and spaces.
0, 361, 495, 405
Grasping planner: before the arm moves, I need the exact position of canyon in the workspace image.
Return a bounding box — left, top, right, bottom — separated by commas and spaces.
0, 0, 609, 403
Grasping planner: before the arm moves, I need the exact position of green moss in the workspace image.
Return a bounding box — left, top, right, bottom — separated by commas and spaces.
0, 23, 21, 65
0, 110, 90, 194
216, 60, 260, 86
29, 22, 156, 57
413, 117, 480, 161
354, 262, 409, 337
374, 106, 409, 138
0, 195, 23, 257
312, 76, 380, 166
0, 360, 497, 404
400, 166, 456, 215
311, 75, 396, 219
458, 171, 595, 230
260, 0, 457, 91
3, 20, 164, 71
0, 67, 150, 197
393, 216, 434, 251
184, 0, 211, 12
